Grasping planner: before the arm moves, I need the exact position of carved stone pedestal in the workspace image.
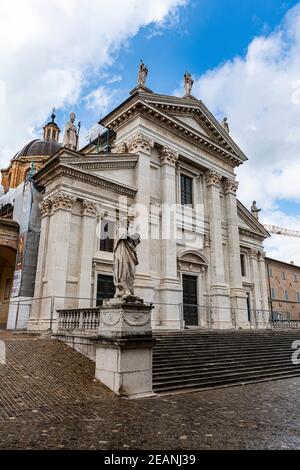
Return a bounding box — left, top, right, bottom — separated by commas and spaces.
94, 301, 156, 399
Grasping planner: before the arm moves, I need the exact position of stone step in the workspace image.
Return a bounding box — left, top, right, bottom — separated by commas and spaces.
153, 356, 295, 375
153, 361, 298, 380
154, 371, 300, 393
152, 330, 300, 394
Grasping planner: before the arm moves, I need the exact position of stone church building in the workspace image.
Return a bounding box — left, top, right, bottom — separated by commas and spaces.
7, 69, 270, 332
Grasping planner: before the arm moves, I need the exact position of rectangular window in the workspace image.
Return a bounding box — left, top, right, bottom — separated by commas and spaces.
96, 275, 115, 306
240, 254, 246, 277
99, 220, 114, 252
282, 271, 286, 280
295, 274, 298, 282
271, 288, 276, 299
297, 292, 300, 302
180, 174, 193, 206
284, 290, 289, 301
268, 267, 273, 277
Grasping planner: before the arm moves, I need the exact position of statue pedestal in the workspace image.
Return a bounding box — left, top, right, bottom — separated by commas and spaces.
94, 301, 156, 399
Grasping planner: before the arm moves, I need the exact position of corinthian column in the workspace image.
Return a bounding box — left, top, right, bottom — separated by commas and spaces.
78, 200, 98, 307
223, 178, 248, 327
127, 132, 154, 302
47, 192, 76, 316
159, 145, 182, 329
205, 170, 230, 328
28, 198, 52, 330
258, 251, 270, 324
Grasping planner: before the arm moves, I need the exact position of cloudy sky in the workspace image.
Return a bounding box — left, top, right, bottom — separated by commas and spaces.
1, 0, 300, 262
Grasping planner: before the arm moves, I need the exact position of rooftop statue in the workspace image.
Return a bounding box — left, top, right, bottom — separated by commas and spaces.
251, 201, 261, 220
63, 112, 80, 151
221, 116, 230, 133
184, 71, 194, 96
137, 60, 148, 87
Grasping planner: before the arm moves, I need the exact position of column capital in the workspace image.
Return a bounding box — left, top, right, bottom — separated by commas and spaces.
258, 251, 266, 261
81, 200, 97, 217
126, 132, 154, 154
223, 177, 239, 195
159, 145, 178, 165
51, 192, 76, 212
249, 249, 258, 260
205, 169, 222, 187
40, 198, 52, 217
114, 141, 128, 153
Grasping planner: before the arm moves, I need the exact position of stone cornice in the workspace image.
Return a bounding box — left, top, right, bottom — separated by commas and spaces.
223, 178, 239, 194
126, 132, 154, 154
205, 169, 222, 186
101, 97, 246, 167
34, 160, 137, 198
159, 145, 178, 165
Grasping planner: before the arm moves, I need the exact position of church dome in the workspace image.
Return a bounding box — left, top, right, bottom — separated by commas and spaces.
15, 139, 62, 159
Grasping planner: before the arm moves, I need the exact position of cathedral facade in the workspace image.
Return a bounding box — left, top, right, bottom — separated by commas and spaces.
19, 71, 269, 331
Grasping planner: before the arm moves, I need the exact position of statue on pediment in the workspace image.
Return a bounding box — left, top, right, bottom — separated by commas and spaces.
184, 71, 194, 95
251, 201, 261, 220
63, 112, 80, 151
221, 116, 230, 133
113, 209, 141, 302
137, 60, 148, 87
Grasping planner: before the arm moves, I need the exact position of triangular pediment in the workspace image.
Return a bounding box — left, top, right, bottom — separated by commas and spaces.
237, 200, 270, 239
100, 90, 248, 166
171, 114, 211, 137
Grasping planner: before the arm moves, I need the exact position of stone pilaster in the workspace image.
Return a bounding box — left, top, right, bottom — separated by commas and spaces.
205, 170, 231, 328
258, 251, 270, 324
223, 177, 248, 327
126, 132, 154, 302
78, 200, 98, 307
249, 249, 262, 324
159, 145, 182, 329
38, 192, 76, 327
28, 197, 52, 329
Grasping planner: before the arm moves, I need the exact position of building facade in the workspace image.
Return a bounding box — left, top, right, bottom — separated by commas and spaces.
266, 257, 300, 320
26, 73, 270, 332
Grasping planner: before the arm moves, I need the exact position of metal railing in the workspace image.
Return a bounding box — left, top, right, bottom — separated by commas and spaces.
4, 294, 300, 333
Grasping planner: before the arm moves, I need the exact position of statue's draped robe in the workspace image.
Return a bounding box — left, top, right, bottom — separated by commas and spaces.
63, 122, 78, 150
113, 222, 140, 299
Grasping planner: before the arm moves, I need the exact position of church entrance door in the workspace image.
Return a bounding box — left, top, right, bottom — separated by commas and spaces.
183, 275, 198, 326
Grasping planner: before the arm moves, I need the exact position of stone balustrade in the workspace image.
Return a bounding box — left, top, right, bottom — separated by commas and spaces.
57, 308, 100, 335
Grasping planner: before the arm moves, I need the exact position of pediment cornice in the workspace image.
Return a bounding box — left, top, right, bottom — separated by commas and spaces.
33, 157, 137, 197
101, 96, 247, 167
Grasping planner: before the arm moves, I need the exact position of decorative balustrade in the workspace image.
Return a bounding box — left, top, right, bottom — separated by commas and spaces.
271, 319, 300, 329
57, 308, 100, 334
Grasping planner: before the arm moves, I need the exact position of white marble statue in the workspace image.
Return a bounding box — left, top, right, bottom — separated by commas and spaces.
184, 71, 194, 95
251, 201, 261, 220
113, 211, 141, 301
63, 112, 79, 150
137, 60, 148, 87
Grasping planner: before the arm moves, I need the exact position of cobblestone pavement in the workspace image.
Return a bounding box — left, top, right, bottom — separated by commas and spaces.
0, 331, 300, 450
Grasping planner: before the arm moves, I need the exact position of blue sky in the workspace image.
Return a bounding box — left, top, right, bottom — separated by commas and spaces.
60, 0, 299, 126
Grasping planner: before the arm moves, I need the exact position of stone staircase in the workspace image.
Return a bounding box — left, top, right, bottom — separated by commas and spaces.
153, 330, 300, 395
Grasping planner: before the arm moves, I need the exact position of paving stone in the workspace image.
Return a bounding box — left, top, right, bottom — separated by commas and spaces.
0, 331, 300, 450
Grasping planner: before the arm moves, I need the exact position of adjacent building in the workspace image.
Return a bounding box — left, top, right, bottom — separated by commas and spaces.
266, 257, 300, 320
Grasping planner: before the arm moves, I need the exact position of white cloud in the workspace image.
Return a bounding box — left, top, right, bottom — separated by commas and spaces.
189, 3, 300, 263
0, 0, 187, 169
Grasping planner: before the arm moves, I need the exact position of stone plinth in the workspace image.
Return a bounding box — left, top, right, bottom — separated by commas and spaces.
94, 301, 156, 399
